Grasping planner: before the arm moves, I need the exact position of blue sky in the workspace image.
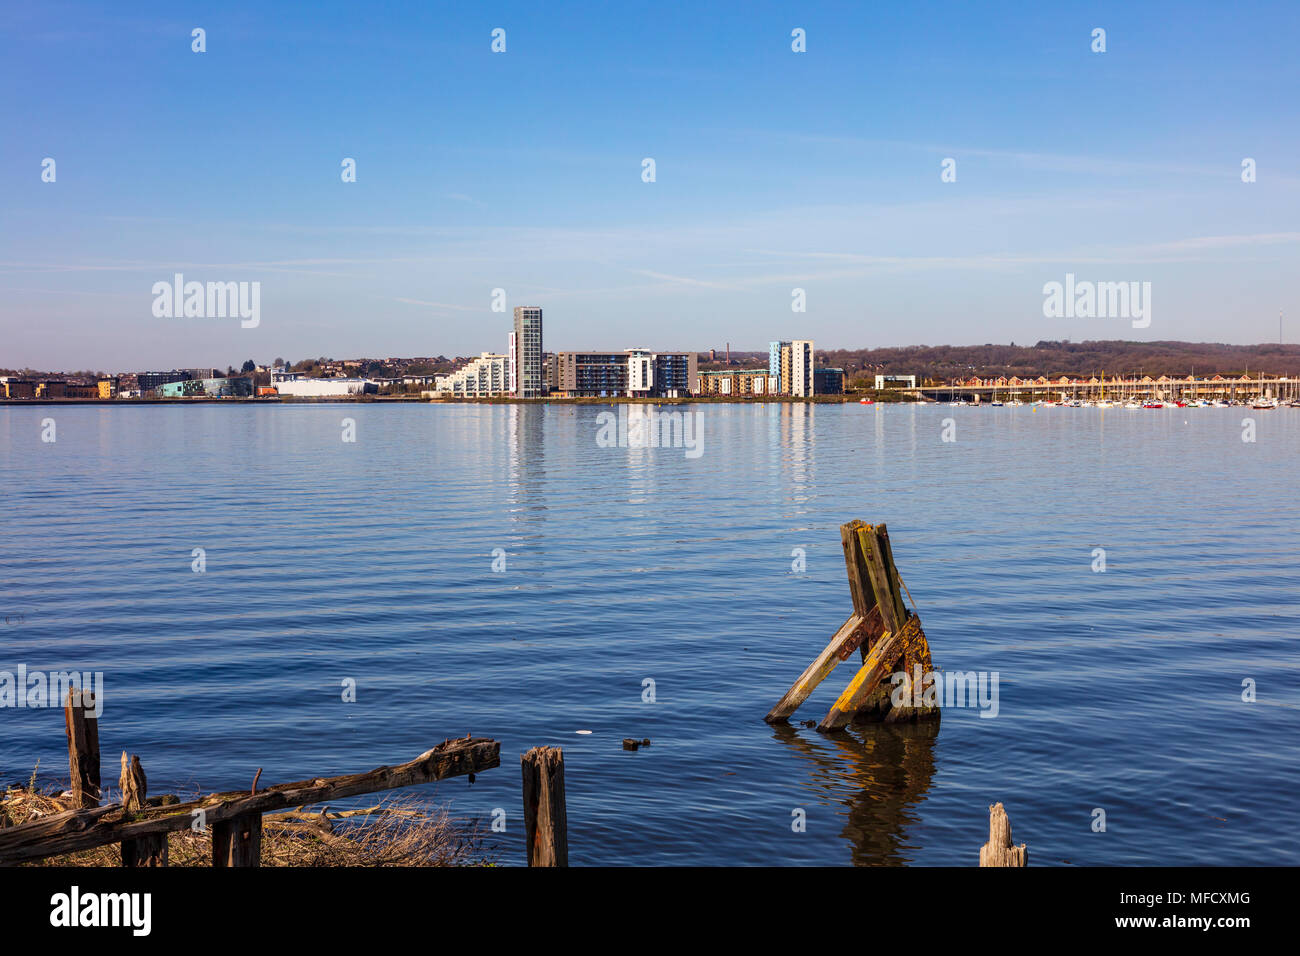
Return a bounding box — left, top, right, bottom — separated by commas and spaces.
2, 0, 1298, 370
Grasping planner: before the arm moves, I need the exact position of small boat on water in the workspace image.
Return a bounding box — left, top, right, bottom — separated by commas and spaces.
1252, 397, 1279, 410
1143, 401, 1164, 409
859, 398, 874, 404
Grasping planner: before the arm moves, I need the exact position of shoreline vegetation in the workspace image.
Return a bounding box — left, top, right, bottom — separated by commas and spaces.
1, 782, 494, 867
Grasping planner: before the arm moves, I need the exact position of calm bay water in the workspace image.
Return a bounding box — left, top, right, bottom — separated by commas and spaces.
2, 402, 1298, 865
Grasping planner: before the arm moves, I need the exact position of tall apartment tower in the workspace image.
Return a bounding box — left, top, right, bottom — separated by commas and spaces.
512, 307, 543, 397
769, 339, 815, 396
789, 339, 814, 397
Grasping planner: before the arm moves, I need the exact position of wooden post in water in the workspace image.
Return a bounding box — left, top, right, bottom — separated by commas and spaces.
63, 688, 100, 809
979, 802, 1027, 867
768, 520, 939, 729
119, 752, 168, 867
521, 746, 568, 867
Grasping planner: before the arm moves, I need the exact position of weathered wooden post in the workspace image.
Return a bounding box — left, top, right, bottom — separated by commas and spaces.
63, 688, 100, 809
212, 812, 263, 867
767, 520, 939, 730
979, 802, 1027, 867
521, 746, 568, 867
119, 752, 168, 867
213, 768, 264, 866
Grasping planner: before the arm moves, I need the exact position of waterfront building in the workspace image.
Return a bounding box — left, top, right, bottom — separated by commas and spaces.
513, 307, 544, 397
875, 374, 917, 390
1, 378, 37, 399
646, 350, 697, 397
769, 340, 815, 396
137, 370, 192, 393
787, 340, 814, 396
696, 369, 777, 396
400, 373, 440, 387
548, 351, 626, 396
627, 349, 654, 396
430, 352, 511, 398
768, 341, 785, 391
270, 372, 376, 397
507, 331, 518, 394
547, 350, 697, 398
813, 367, 844, 395
158, 377, 254, 397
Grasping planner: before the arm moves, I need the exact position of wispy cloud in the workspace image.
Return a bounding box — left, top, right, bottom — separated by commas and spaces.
391, 297, 480, 313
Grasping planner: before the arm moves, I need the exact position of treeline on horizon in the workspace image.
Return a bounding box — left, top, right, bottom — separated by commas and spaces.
7, 340, 1299, 383
703, 340, 1300, 382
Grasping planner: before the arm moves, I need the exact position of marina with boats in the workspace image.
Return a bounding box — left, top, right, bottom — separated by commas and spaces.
917, 372, 1300, 408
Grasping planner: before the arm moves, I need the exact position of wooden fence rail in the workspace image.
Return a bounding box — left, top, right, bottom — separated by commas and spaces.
0, 692, 500, 866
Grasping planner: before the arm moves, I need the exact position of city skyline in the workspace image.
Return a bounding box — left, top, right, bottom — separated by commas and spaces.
3, 0, 1299, 369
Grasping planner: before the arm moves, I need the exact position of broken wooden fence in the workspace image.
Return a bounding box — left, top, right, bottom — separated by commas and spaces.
0, 690, 500, 866
766, 520, 939, 731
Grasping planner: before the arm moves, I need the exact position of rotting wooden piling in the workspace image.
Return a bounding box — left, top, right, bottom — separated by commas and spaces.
768, 520, 940, 730
979, 802, 1027, 867
521, 746, 568, 867
119, 752, 168, 867
63, 689, 100, 809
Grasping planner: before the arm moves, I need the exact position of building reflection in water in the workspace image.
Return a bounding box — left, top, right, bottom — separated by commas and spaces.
621, 403, 669, 509
767, 402, 814, 514
770, 717, 939, 865
506, 403, 547, 542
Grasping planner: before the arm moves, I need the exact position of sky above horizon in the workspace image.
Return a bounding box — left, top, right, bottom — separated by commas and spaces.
2, 0, 1298, 371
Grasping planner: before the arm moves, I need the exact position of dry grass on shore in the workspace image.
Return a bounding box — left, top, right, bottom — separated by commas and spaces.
1, 783, 495, 867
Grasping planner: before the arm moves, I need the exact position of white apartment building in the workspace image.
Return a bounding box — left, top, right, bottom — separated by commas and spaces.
627, 349, 654, 395
769, 340, 816, 396
430, 352, 511, 398
788, 340, 815, 397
